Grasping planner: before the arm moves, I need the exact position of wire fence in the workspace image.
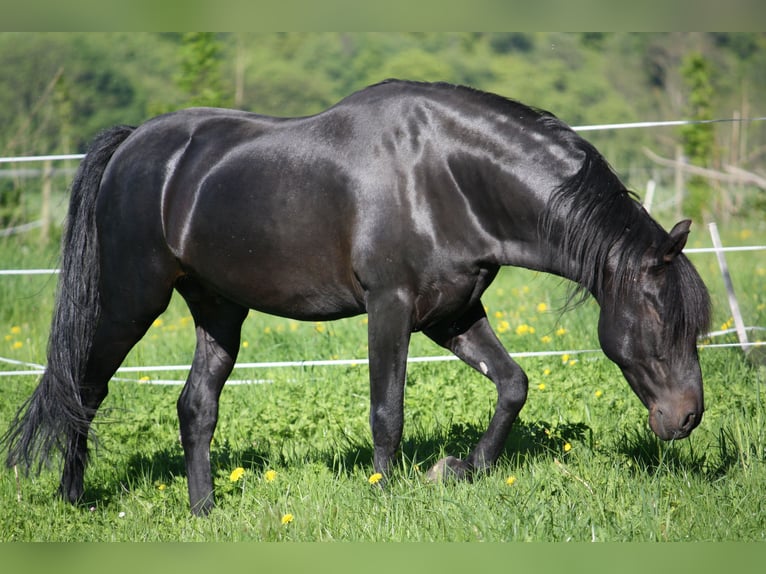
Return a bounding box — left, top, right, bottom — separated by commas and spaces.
1, 115, 764, 384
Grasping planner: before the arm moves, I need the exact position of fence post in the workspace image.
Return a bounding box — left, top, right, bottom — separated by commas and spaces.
708, 222, 749, 353
674, 146, 684, 220
40, 159, 52, 245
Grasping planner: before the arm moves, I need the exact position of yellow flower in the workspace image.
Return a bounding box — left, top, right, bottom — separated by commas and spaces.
3, 335, 10, 342
563, 442, 572, 453
264, 469, 277, 482
314, 322, 326, 333
11, 341, 22, 350
561, 354, 570, 364
139, 376, 151, 382
152, 318, 164, 328
538, 383, 546, 391
556, 327, 567, 336
229, 467, 245, 482
505, 475, 517, 486
157, 483, 166, 491
263, 326, 272, 334
281, 513, 294, 525
368, 472, 383, 485
536, 302, 548, 313
540, 335, 552, 344
515, 323, 535, 336
10, 325, 21, 334
242, 341, 249, 348
594, 390, 603, 398
497, 320, 510, 333
494, 310, 504, 319
543, 368, 551, 376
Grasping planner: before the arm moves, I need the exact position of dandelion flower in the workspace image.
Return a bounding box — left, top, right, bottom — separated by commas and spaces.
536, 302, 548, 313
561, 354, 570, 364
515, 323, 535, 336
10, 325, 21, 334
594, 390, 603, 398
543, 368, 551, 376
505, 476, 517, 486
556, 327, 567, 336
497, 320, 510, 334
538, 383, 546, 391
368, 472, 383, 485
281, 513, 294, 525
540, 335, 552, 344
152, 318, 164, 328
229, 467, 245, 482
494, 310, 504, 319
157, 484, 167, 491
563, 442, 572, 453
314, 322, 326, 333
242, 341, 249, 348
264, 469, 277, 482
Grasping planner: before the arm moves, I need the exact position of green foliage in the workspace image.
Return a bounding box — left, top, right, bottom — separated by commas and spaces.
680, 52, 715, 165
176, 32, 229, 108
680, 52, 716, 221
0, 219, 765, 541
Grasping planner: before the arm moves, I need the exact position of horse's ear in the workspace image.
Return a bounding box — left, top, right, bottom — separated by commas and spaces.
660, 219, 692, 263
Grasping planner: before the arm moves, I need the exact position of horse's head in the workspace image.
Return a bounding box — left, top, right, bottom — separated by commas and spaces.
597, 220, 711, 440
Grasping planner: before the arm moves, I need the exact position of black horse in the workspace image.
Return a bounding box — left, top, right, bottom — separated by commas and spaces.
4, 80, 711, 515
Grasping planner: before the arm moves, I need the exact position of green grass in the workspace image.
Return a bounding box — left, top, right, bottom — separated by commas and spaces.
0, 218, 765, 541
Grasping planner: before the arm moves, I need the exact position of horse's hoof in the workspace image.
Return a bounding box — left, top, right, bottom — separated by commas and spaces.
426, 456, 469, 482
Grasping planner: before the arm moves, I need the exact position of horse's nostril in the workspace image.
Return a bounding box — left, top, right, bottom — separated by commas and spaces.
681, 411, 696, 431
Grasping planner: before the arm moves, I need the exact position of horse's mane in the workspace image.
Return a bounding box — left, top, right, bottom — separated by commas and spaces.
539, 123, 711, 344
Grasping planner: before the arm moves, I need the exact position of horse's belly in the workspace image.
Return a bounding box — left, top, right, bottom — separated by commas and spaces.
179, 241, 365, 321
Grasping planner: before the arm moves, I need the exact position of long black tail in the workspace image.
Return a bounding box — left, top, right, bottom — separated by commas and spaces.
3, 125, 135, 473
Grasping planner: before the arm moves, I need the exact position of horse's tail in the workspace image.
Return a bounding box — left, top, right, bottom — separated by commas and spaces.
3, 125, 135, 473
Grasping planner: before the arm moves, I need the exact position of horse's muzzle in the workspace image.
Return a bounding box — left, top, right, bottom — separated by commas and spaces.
648, 402, 703, 440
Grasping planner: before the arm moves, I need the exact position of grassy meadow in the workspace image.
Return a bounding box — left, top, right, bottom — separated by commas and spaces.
0, 212, 765, 542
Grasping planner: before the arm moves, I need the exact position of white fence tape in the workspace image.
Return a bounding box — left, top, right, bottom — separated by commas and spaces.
1, 116, 764, 166
1, 116, 764, 383
1, 338, 764, 385
0, 244, 762, 277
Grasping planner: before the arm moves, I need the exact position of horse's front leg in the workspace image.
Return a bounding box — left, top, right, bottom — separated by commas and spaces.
423, 302, 528, 480
366, 290, 414, 478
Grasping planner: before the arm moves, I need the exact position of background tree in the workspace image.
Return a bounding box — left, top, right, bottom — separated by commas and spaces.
680, 52, 716, 220
177, 32, 229, 108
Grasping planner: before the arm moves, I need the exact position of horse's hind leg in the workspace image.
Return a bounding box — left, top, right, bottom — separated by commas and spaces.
60, 291, 174, 504
175, 278, 248, 516
423, 302, 528, 480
